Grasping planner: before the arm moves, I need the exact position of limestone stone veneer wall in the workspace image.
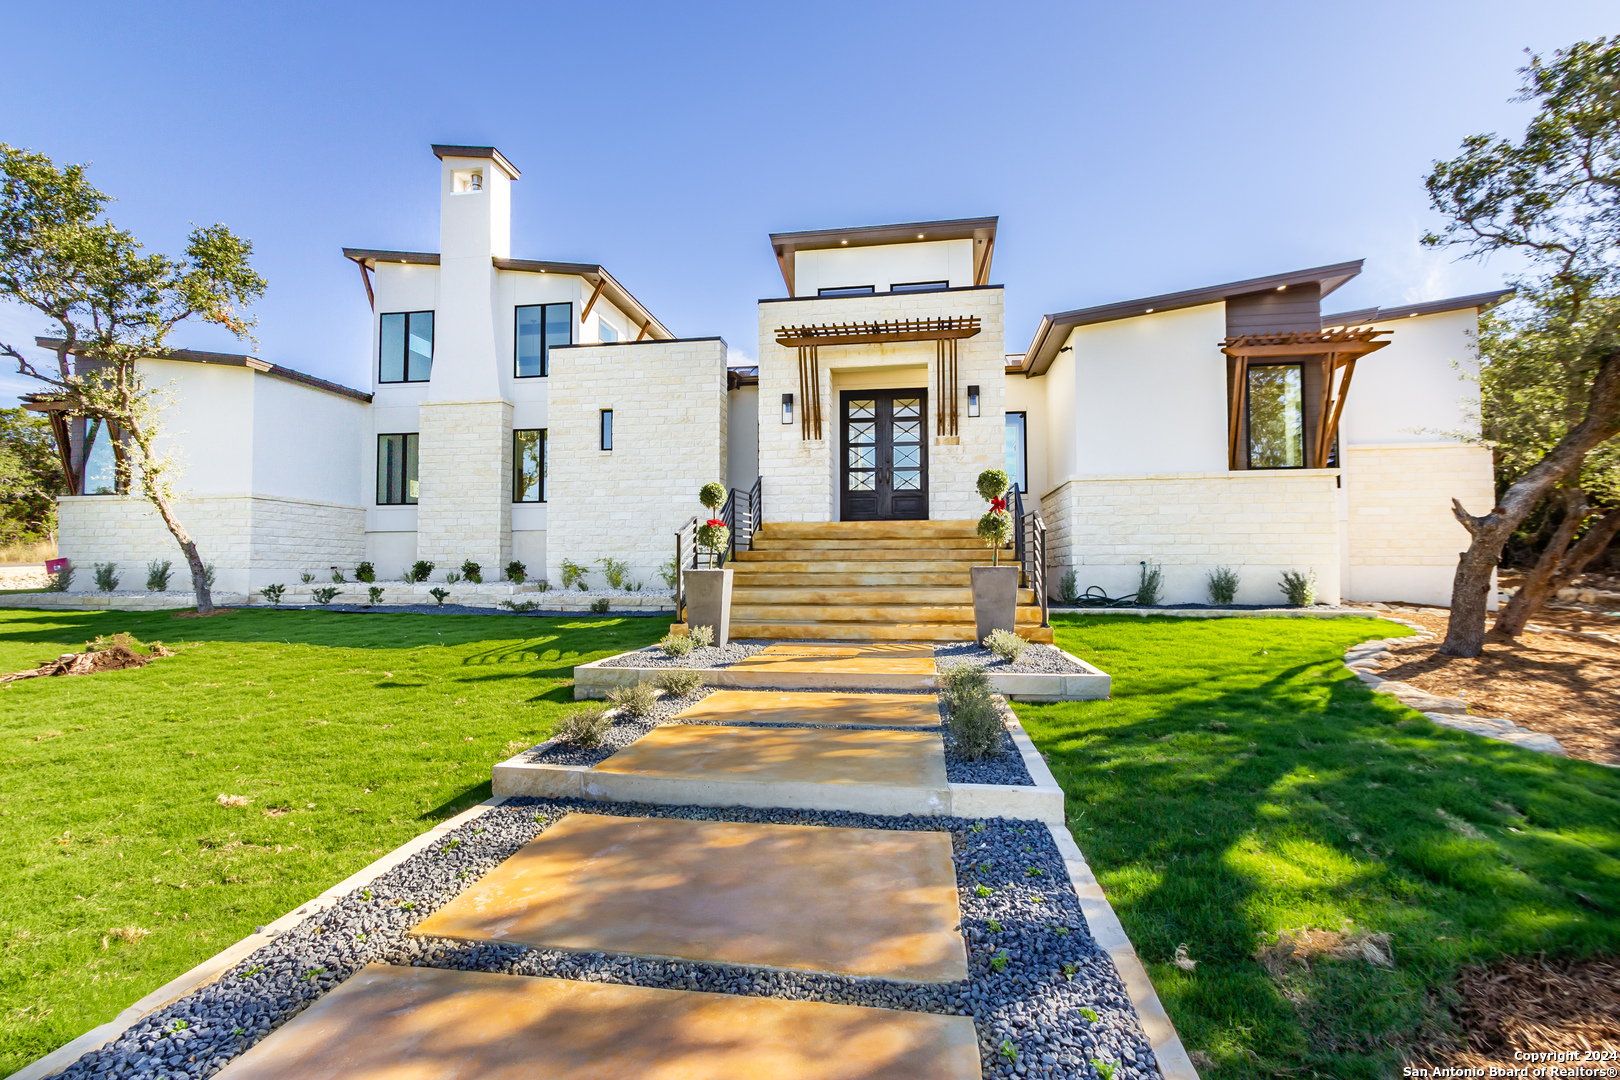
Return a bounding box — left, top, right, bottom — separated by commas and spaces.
416, 401, 514, 575
57, 494, 364, 594
1344, 443, 1495, 606
1043, 470, 1341, 605
756, 287, 1005, 521
548, 338, 729, 587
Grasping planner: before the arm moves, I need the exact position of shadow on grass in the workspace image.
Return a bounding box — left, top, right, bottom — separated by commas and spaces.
420, 779, 496, 823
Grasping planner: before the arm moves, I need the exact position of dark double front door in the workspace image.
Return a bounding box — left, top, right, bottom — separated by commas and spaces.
840, 389, 928, 520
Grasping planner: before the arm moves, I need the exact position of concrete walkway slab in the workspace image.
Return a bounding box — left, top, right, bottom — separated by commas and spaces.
412, 813, 967, 981
596, 724, 947, 788
675, 689, 942, 728
729, 642, 938, 676
214, 964, 981, 1080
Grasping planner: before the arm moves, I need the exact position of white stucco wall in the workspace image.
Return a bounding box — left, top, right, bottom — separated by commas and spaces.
135, 358, 256, 495
251, 373, 367, 505
1339, 309, 1480, 446
793, 240, 975, 296
1004, 365, 1047, 512
726, 384, 759, 494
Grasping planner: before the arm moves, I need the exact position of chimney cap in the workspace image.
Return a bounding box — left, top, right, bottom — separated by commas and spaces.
430, 144, 520, 180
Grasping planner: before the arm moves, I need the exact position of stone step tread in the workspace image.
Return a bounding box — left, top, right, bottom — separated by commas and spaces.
731, 604, 1046, 623
596, 724, 948, 787
213, 964, 978, 1080
729, 561, 994, 575
673, 689, 942, 728
730, 622, 1054, 643
759, 520, 980, 539
751, 537, 992, 551
728, 572, 976, 587
412, 813, 967, 982
734, 548, 990, 562
733, 587, 1036, 604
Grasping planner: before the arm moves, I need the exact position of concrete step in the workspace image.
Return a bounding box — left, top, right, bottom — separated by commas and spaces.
729, 571, 975, 587
728, 560, 989, 575
731, 604, 1046, 624
732, 586, 1036, 605
758, 520, 979, 540
730, 621, 1055, 643
734, 548, 989, 563
751, 537, 989, 551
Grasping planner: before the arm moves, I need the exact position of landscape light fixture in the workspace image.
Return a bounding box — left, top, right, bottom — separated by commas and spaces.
967, 385, 981, 417
781, 394, 793, 424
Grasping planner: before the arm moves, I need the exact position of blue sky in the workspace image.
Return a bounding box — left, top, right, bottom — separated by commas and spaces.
1, 0, 1614, 406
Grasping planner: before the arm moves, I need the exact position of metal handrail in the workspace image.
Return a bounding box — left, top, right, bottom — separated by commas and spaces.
673, 515, 699, 622
720, 489, 737, 566
748, 477, 762, 548
1010, 484, 1026, 579
1028, 511, 1049, 628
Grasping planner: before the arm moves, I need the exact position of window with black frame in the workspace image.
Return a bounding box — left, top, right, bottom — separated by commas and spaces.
514, 429, 546, 502
515, 303, 571, 377
379, 312, 434, 383
377, 433, 419, 504
1004, 411, 1027, 493
1246, 364, 1305, 468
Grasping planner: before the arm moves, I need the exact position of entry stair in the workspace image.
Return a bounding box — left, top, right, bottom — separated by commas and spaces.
726, 520, 1052, 643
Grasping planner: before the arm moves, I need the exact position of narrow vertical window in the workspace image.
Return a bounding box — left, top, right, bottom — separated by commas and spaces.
377, 433, 419, 504
513, 429, 546, 502
515, 302, 571, 377
1004, 411, 1027, 493
1246, 364, 1304, 468
600, 409, 613, 451
380, 312, 434, 383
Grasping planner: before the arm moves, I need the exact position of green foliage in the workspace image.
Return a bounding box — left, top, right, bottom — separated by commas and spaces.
1135, 562, 1163, 607
687, 624, 715, 650
658, 631, 695, 658
559, 559, 588, 589
589, 598, 610, 614
655, 668, 705, 697
145, 559, 172, 593
597, 557, 632, 590
429, 587, 450, 606
695, 521, 729, 556
553, 704, 612, 748
1059, 569, 1079, 605
990, 950, 1010, 973
45, 563, 73, 591
659, 555, 680, 589
299, 572, 316, 585
408, 561, 435, 584
504, 560, 526, 584
92, 561, 119, 593
976, 468, 1010, 502
1279, 568, 1316, 606
983, 628, 1027, 662
698, 481, 727, 510
976, 508, 1012, 552
607, 681, 658, 717
259, 584, 284, 606
330, 568, 345, 584
354, 562, 375, 584
367, 587, 384, 606
201, 562, 215, 590
500, 599, 540, 613
444, 572, 461, 585
0, 407, 61, 544
1079, 1005, 1097, 1022
1207, 565, 1240, 606
311, 586, 339, 606
939, 663, 1004, 760
460, 560, 482, 584
1092, 1059, 1117, 1080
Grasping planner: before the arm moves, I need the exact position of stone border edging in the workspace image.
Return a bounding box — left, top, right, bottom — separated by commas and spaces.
7, 798, 507, 1080
1049, 824, 1201, 1080
1049, 606, 1367, 619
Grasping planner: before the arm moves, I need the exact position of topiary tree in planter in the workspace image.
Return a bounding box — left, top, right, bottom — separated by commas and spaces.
976, 468, 1012, 565
685, 481, 733, 644
972, 468, 1019, 642
695, 480, 729, 566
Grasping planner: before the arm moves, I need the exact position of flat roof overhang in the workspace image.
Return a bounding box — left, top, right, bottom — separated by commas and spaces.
768, 216, 998, 295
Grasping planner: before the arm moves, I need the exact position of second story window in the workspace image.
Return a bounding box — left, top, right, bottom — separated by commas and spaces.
380, 311, 434, 383
377, 433, 419, 504
516, 302, 571, 377
818, 285, 875, 297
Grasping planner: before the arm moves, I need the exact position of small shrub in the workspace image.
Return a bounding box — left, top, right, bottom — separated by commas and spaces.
598, 556, 632, 590
330, 568, 346, 584
536, 580, 551, 592
1059, 569, 1079, 605
429, 587, 450, 606
312, 586, 339, 605
368, 586, 384, 605
201, 562, 216, 589
656, 668, 705, 696
559, 559, 588, 589
300, 571, 316, 584
939, 663, 1004, 760
659, 631, 695, 658
688, 624, 715, 649
355, 562, 376, 583
659, 555, 680, 589
983, 628, 1027, 662
589, 597, 610, 614
1207, 565, 1240, 606
1281, 568, 1317, 607
504, 560, 526, 584
260, 583, 285, 605
553, 704, 612, 748
93, 562, 120, 593
1135, 562, 1163, 607
146, 559, 173, 593
410, 560, 435, 584
501, 599, 540, 612
445, 571, 461, 585
45, 564, 73, 591
461, 560, 482, 584
607, 681, 658, 717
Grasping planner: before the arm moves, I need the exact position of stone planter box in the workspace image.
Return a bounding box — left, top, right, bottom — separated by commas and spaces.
682, 568, 733, 645
971, 564, 1020, 641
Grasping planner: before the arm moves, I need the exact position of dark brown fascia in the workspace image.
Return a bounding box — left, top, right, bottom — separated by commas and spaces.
343, 248, 441, 268
1321, 288, 1514, 327
757, 283, 1003, 306
35, 337, 372, 403
429, 144, 520, 179
768, 216, 999, 295
1018, 259, 1366, 377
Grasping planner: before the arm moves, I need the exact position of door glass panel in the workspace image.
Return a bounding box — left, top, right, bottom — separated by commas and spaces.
848, 446, 874, 469
892, 397, 920, 418
849, 471, 874, 490
847, 421, 874, 444
894, 445, 919, 469
893, 420, 919, 442
848, 399, 875, 419
894, 470, 920, 490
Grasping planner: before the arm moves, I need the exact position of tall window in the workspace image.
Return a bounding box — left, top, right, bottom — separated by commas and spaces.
379, 312, 433, 383
600, 409, 613, 451
81, 419, 120, 495
1005, 412, 1027, 493
377, 433, 419, 504
514, 429, 546, 502
1246, 364, 1304, 468
515, 303, 571, 377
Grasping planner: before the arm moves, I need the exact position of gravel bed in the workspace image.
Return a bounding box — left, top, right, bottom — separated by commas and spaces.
53, 798, 1159, 1080
521, 687, 717, 767
947, 724, 1036, 786
596, 639, 771, 668
936, 642, 1089, 674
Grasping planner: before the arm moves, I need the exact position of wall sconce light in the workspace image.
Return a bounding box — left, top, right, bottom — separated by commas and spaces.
967, 385, 981, 417
782, 393, 793, 424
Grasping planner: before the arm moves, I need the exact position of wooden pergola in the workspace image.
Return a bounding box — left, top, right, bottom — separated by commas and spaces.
774, 317, 981, 440
1220, 328, 1390, 470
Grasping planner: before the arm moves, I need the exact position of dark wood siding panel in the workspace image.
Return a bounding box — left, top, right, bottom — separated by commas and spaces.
1224, 283, 1322, 336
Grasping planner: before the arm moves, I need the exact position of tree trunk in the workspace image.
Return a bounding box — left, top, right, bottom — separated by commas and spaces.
1441, 350, 1620, 657
1495, 486, 1589, 637
1499, 502, 1620, 636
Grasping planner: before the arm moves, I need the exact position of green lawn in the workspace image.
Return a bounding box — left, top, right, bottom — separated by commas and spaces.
1016, 615, 1620, 1078
0, 607, 663, 1073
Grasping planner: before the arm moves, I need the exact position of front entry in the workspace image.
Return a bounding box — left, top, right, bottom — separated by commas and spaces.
840, 389, 929, 520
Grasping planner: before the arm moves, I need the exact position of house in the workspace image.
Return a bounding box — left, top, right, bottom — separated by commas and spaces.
36, 143, 1501, 626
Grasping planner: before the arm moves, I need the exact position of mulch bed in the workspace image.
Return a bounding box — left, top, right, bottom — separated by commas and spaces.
0, 633, 172, 682
1441, 956, 1620, 1066
1351, 603, 1620, 766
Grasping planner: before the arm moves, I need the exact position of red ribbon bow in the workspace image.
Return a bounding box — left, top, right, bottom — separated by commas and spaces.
705, 519, 725, 527
990, 497, 1007, 512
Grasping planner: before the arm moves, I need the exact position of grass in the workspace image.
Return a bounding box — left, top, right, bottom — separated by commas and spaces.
0, 607, 663, 1072
1015, 615, 1620, 1077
